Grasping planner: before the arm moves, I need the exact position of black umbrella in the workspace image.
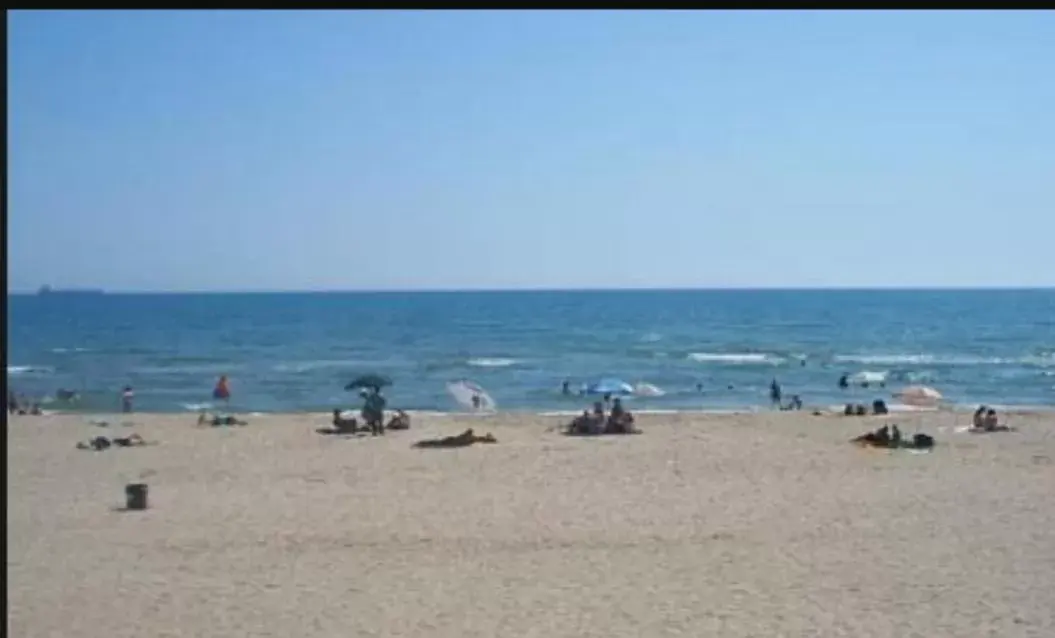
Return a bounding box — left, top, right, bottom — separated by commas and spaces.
345, 374, 393, 391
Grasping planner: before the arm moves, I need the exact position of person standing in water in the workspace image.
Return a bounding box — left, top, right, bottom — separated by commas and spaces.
121, 386, 135, 413
769, 378, 782, 408
561, 380, 571, 396
213, 375, 231, 407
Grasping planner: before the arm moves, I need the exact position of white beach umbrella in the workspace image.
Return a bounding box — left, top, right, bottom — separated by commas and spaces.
895, 385, 943, 407
446, 380, 497, 412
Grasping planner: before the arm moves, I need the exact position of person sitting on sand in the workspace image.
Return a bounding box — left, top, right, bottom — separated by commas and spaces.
973, 405, 987, 429
332, 409, 358, 433
983, 408, 1001, 431
567, 410, 593, 435
567, 405, 606, 436
413, 428, 497, 449
386, 409, 411, 431
605, 398, 636, 434
29, 403, 43, 416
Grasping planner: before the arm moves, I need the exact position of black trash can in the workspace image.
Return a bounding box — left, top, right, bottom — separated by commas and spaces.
125, 483, 148, 510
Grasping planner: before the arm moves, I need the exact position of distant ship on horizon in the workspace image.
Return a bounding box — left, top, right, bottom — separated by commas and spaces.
37, 285, 105, 296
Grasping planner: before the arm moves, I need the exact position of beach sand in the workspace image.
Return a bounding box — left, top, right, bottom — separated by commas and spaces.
7, 409, 1055, 637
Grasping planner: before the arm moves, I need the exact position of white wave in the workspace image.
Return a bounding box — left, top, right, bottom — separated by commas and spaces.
850, 370, 888, 384
687, 353, 783, 365
633, 382, 666, 397
272, 360, 360, 373
7, 365, 54, 376
834, 353, 1011, 366
640, 332, 663, 343
50, 347, 91, 353
1022, 354, 1055, 367
181, 402, 214, 412
134, 364, 237, 376
467, 357, 517, 368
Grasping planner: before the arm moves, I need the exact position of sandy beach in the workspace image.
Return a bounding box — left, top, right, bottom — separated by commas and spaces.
7, 409, 1055, 637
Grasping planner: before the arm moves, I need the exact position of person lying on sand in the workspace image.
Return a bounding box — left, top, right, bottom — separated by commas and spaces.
386, 410, 411, 431
412, 428, 497, 449
197, 411, 248, 427
331, 409, 359, 433
76, 434, 153, 450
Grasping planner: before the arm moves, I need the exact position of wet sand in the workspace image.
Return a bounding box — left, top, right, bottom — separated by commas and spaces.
7, 409, 1055, 637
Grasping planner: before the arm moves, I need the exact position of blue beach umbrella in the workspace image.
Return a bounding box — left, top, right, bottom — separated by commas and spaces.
583, 378, 634, 396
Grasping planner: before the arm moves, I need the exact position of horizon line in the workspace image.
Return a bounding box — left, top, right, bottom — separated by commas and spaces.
8, 284, 1055, 295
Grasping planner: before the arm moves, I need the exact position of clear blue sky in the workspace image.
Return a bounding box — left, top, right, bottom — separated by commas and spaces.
7, 10, 1054, 292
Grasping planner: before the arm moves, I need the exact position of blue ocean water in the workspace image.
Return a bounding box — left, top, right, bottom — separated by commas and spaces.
6, 290, 1054, 414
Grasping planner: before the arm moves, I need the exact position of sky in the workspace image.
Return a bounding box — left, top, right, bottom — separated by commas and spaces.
7, 10, 1055, 292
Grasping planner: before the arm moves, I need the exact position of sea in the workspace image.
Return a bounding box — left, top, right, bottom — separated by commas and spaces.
6, 289, 1055, 415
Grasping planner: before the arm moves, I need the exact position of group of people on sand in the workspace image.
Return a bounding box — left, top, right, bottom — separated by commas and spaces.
972, 405, 1010, 432
567, 396, 638, 435
329, 406, 410, 435
8, 391, 43, 416
851, 424, 935, 450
